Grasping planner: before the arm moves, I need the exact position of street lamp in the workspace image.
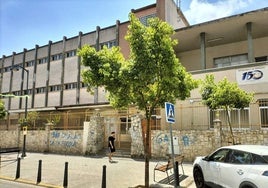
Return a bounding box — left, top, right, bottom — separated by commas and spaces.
12, 65, 29, 158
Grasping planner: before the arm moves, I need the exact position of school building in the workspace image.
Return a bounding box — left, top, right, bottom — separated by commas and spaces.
0, 0, 267, 154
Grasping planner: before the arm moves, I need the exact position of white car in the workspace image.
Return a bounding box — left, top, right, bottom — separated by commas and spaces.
193, 145, 268, 188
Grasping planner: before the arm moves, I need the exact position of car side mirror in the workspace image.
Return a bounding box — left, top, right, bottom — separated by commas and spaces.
202, 156, 210, 161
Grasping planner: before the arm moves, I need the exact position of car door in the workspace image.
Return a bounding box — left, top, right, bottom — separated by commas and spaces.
220, 149, 251, 188
204, 149, 230, 186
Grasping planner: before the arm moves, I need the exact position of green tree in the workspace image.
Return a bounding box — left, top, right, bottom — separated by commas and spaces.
200, 74, 253, 144
18, 111, 39, 129
0, 100, 7, 119
46, 113, 61, 130
78, 13, 197, 187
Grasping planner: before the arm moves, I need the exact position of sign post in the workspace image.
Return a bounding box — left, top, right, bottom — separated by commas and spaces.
165, 102, 179, 188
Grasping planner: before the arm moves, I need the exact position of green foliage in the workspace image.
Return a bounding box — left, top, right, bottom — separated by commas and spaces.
200, 74, 254, 110
18, 111, 39, 128
78, 13, 198, 187
46, 113, 61, 129
78, 13, 198, 114
200, 74, 254, 144
0, 100, 7, 119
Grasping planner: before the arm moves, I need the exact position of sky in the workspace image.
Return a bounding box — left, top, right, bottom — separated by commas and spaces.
0, 0, 267, 57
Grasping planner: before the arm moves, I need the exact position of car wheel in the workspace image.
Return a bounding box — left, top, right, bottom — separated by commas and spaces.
193, 167, 206, 188
240, 182, 258, 188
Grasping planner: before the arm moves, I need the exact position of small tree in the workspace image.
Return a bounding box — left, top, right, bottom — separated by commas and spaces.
0, 100, 7, 119
78, 13, 198, 187
200, 74, 253, 144
18, 111, 39, 129
46, 113, 61, 129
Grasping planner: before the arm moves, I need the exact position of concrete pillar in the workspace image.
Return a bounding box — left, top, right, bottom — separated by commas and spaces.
200, 32, 206, 69
246, 22, 254, 63
45, 41, 52, 107
45, 123, 52, 152
213, 118, 222, 147
76, 32, 83, 104
82, 121, 90, 154
31, 45, 39, 108
116, 20, 120, 46
60, 37, 67, 107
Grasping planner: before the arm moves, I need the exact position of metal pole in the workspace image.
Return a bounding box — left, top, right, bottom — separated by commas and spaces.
15, 157, 21, 179
63, 162, 68, 188
25, 68, 29, 119
37, 160, 42, 184
21, 68, 29, 158
21, 134, 26, 158
11, 65, 29, 158
169, 123, 178, 188
102, 165, 106, 188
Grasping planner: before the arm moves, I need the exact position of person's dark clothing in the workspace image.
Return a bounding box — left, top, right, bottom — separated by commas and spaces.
108, 136, 115, 152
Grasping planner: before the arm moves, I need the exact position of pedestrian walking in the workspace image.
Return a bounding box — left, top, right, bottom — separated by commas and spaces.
108, 131, 116, 163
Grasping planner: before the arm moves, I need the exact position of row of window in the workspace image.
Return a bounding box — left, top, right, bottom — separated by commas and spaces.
2, 82, 88, 96
1, 50, 77, 73
1, 41, 122, 73
209, 99, 268, 128
100, 40, 117, 49
214, 54, 268, 68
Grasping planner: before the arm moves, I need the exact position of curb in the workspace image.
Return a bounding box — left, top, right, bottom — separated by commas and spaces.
0, 175, 62, 188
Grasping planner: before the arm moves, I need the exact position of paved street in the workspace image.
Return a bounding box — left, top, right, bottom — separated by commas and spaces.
0, 153, 195, 188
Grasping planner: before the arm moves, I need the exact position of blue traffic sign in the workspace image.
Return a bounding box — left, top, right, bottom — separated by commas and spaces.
165, 102, 175, 123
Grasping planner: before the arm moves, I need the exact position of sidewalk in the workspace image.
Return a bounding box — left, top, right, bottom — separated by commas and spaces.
0, 153, 195, 188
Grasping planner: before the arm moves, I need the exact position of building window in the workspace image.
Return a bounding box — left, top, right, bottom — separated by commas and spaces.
66, 50, 76, 58
214, 54, 248, 68
259, 99, 268, 128
36, 87, 46, 94
139, 14, 156, 26
4, 66, 12, 72
120, 117, 131, 134
151, 108, 161, 130
26, 60, 35, 67
100, 40, 117, 49
13, 91, 20, 96
38, 57, 48, 64
255, 56, 267, 62
51, 54, 63, 61
80, 82, 88, 88
210, 108, 250, 129
50, 85, 61, 92
65, 83, 78, 90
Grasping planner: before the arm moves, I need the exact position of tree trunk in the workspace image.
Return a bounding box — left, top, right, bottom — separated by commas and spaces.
144, 117, 151, 188
225, 106, 235, 144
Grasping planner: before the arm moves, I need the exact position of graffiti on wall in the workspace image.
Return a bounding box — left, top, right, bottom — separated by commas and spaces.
50, 131, 82, 148
152, 133, 169, 144
182, 135, 190, 146
152, 133, 193, 147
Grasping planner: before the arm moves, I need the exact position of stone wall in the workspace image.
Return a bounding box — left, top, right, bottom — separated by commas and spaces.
83, 116, 105, 155
130, 116, 268, 162
150, 128, 268, 162
129, 115, 144, 157
1, 116, 268, 162
0, 115, 104, 156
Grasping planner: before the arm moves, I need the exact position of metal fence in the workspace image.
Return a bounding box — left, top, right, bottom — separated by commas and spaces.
1, 99, 267, 131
